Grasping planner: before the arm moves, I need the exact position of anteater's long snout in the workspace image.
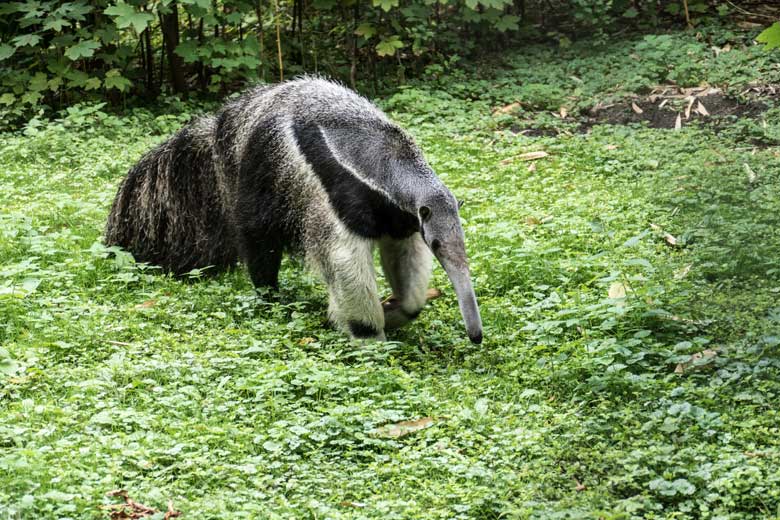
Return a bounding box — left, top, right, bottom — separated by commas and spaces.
433, 237, 483, 344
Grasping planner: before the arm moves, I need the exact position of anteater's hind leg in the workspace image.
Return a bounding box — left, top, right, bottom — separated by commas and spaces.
321, 234, 385, 341
379, 233, 433, 329
241, 233, 284, 289
234, 187, 285, 289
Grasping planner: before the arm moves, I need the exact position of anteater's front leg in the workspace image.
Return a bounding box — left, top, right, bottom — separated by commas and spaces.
324, 234, 386, 341
379, 233, 433, 329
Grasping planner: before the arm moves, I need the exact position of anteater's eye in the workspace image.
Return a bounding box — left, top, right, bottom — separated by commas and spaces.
431, 239, 441, 251
419, 206, 431, 220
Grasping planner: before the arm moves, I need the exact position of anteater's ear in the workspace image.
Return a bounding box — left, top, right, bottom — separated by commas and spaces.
458, 199, 464, 210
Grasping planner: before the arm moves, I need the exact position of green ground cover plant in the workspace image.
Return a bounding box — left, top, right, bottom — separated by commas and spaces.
1, 28, 780, 518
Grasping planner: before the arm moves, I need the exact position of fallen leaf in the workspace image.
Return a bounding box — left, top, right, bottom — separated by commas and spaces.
559, 106, 568, 118
658, 99, 669, 108
494, 102, 521, 114
384, 288, 441, 309
527, 161, 537, 172
675, 349, 718, 374
589, 101, 616, 114
695, 101, 709, 116
684, 96, 696, 119
631, 101, 643, 114
664, 315, 710, 326
674, 113, 682, 130
425, 288, 442, 300
298, 337, 316, 345
525, 216, 541, 226
517, 151, 548, 161
575, 480, 586, 492
744, 163, 758, 184
605, 144, 618, 151
339, 501, 367, 508
608, 281, 628, 299
135, 300, 156, 309
370, 417, 435, 438
674, 264, 692, 280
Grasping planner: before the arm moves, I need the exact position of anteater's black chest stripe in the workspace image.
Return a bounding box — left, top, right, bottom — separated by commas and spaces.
292, 123, 418, 240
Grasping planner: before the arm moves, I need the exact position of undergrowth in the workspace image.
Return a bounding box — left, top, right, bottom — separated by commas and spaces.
1, 27, 779, 519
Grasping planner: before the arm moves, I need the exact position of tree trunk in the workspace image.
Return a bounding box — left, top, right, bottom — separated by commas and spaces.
161, 1, 188, 95
143, 24, 157, 99
197, 18, 207, 92
254, 0, 266, 81
350, 2, 358, 90
158, 12, 166, 92
274, 0, 283, 81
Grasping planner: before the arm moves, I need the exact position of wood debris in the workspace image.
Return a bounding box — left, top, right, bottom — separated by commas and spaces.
101, 490, 181, 520
650, 223, 680, 247
339, 501, 368, 508
370, 417, 436, 438
518, 151, 548, 161
674, 349, 718, 374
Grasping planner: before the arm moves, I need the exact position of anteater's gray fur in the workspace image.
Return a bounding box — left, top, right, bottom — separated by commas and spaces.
105, 116, 237, 274
105, 77, 483, 343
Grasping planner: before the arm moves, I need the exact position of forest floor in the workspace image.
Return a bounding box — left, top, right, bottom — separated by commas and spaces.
2, 25, 780, 519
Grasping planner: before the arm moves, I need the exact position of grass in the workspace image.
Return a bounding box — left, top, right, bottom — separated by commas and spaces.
2, 28, 780, 519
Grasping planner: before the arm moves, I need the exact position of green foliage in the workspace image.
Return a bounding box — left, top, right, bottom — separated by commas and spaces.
376, 36, 404, 57
757, 22, 780, 51
104, 2, 155, 33
2, 29, 780, 518
0, 0, 743, 125
64, 39, 100, 60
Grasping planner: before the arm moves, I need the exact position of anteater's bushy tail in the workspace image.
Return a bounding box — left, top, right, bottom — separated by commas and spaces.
104, 117, 238, 275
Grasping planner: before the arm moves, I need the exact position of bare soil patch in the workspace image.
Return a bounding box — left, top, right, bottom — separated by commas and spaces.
507, 84, 778, 136
582, 85, 777, 130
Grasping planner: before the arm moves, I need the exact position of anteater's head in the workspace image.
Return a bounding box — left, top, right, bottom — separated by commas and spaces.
417, 190, 483, 344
